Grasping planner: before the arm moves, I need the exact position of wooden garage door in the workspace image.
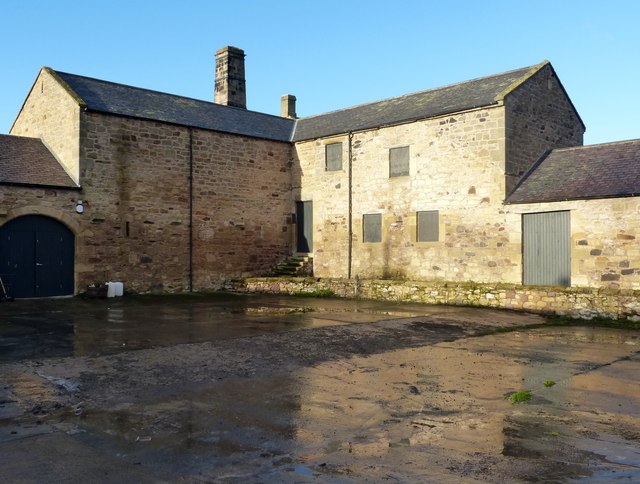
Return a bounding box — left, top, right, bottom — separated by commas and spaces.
0, 215, 74, 298
523, 211, 571, 286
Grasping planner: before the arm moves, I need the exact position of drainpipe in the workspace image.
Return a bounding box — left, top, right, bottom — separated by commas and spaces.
188, 128, 194, 292
348, 132, 353, 279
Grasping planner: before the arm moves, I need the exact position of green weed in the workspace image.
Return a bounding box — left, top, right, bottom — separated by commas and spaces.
507, 390, 533, 404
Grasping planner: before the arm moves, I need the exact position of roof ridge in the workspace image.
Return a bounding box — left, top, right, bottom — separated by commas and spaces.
552, 138, 640, 152
53, 69, 218, 105
299, 63, 539, 121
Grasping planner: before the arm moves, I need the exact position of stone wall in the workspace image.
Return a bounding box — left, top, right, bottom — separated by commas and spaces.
5, 73, 294, 294
293, 77, 635, 290
2, 111, 293, 294
293, 106, 520, 283
190, 128, 293, 288
78, 113, 191, 292
10, 68, 81, 183
293, 135, 350, 276
77, 112, 293, 293
504, 63, 584, 194
506, 196, 640, 289
225, 277, 640, 321
350, 108, 509, 282
4, 62, 635, 296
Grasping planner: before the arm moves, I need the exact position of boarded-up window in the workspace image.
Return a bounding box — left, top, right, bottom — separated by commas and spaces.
363, 213, 382, 243
325, 142, 342, 171
389, 146, 409, 177
417, 210, 439, 242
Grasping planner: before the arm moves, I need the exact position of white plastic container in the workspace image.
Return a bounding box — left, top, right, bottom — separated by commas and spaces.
106, 281, 124, 297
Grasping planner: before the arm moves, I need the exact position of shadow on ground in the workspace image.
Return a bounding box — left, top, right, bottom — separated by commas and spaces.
1, 293, 639, 482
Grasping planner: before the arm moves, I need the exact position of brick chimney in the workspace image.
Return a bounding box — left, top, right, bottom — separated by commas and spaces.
214, 46, 246, 109
280, 94, 297, 118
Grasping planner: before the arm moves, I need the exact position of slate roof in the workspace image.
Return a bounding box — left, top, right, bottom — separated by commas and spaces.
507, 139, 640, 203
51, 69, 296, 142
0, 134, 78, 188
47, 62, 550, 145
292, 64, 541, 141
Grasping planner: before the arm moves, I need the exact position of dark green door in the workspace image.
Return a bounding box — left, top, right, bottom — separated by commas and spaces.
296, 201, 313, 253
0, 216, 74, 298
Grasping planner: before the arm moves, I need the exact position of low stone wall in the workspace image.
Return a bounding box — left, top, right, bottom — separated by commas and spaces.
223, 277, 640, 321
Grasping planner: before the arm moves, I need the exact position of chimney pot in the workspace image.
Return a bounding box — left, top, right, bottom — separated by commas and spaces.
280, 94, 297, 119
214, 46, 246, 109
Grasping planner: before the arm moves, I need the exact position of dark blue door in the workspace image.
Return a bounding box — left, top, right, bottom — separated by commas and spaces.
0, 216, 74, 298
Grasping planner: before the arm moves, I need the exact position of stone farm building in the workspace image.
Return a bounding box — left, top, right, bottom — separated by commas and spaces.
1, 46, 639, 298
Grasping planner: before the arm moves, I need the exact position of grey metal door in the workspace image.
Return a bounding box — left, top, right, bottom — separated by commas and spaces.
296, 201, 313, 253
523, 211, 570, 286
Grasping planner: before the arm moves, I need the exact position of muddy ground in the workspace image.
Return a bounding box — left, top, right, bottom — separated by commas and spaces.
0, 293, 639, 482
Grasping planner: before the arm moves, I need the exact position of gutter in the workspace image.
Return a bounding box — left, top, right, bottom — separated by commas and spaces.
506, 191, 640, 205
292, 103, 503, 144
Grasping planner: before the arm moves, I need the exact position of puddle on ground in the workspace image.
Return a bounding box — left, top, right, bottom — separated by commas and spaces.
2, 296, 638, 481
5, 325, 635, 482
0, 294, 535, 361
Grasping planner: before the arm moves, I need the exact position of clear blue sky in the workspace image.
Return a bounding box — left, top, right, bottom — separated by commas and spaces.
1, 0, 638, 145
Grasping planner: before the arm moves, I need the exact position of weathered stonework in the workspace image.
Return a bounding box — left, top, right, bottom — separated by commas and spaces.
2, 56, 637, 298
294, 106, 522, 284
214, 46, 246, 109
3, 108, 293, 294
291, 65, 613, 290
225, 277, 640, 321
76, 112, 293, 292
10, 68, 81, 183
506, 197, 640, 289
504, 63, 584, 194
293, 134, 350, 276
190, 128, 293, 288
78, 113, 192, 292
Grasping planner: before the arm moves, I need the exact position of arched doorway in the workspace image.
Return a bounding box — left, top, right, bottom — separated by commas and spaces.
0, 215, 74, 298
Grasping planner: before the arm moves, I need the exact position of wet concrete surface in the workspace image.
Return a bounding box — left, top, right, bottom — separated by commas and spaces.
0, 293, 638, 482
0, 293, 491, 361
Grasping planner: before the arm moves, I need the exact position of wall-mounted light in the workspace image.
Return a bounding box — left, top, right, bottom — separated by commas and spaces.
75, 200, 84, 214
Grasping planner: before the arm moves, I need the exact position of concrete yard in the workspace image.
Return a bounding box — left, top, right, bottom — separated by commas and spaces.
0, 293, 639, 482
